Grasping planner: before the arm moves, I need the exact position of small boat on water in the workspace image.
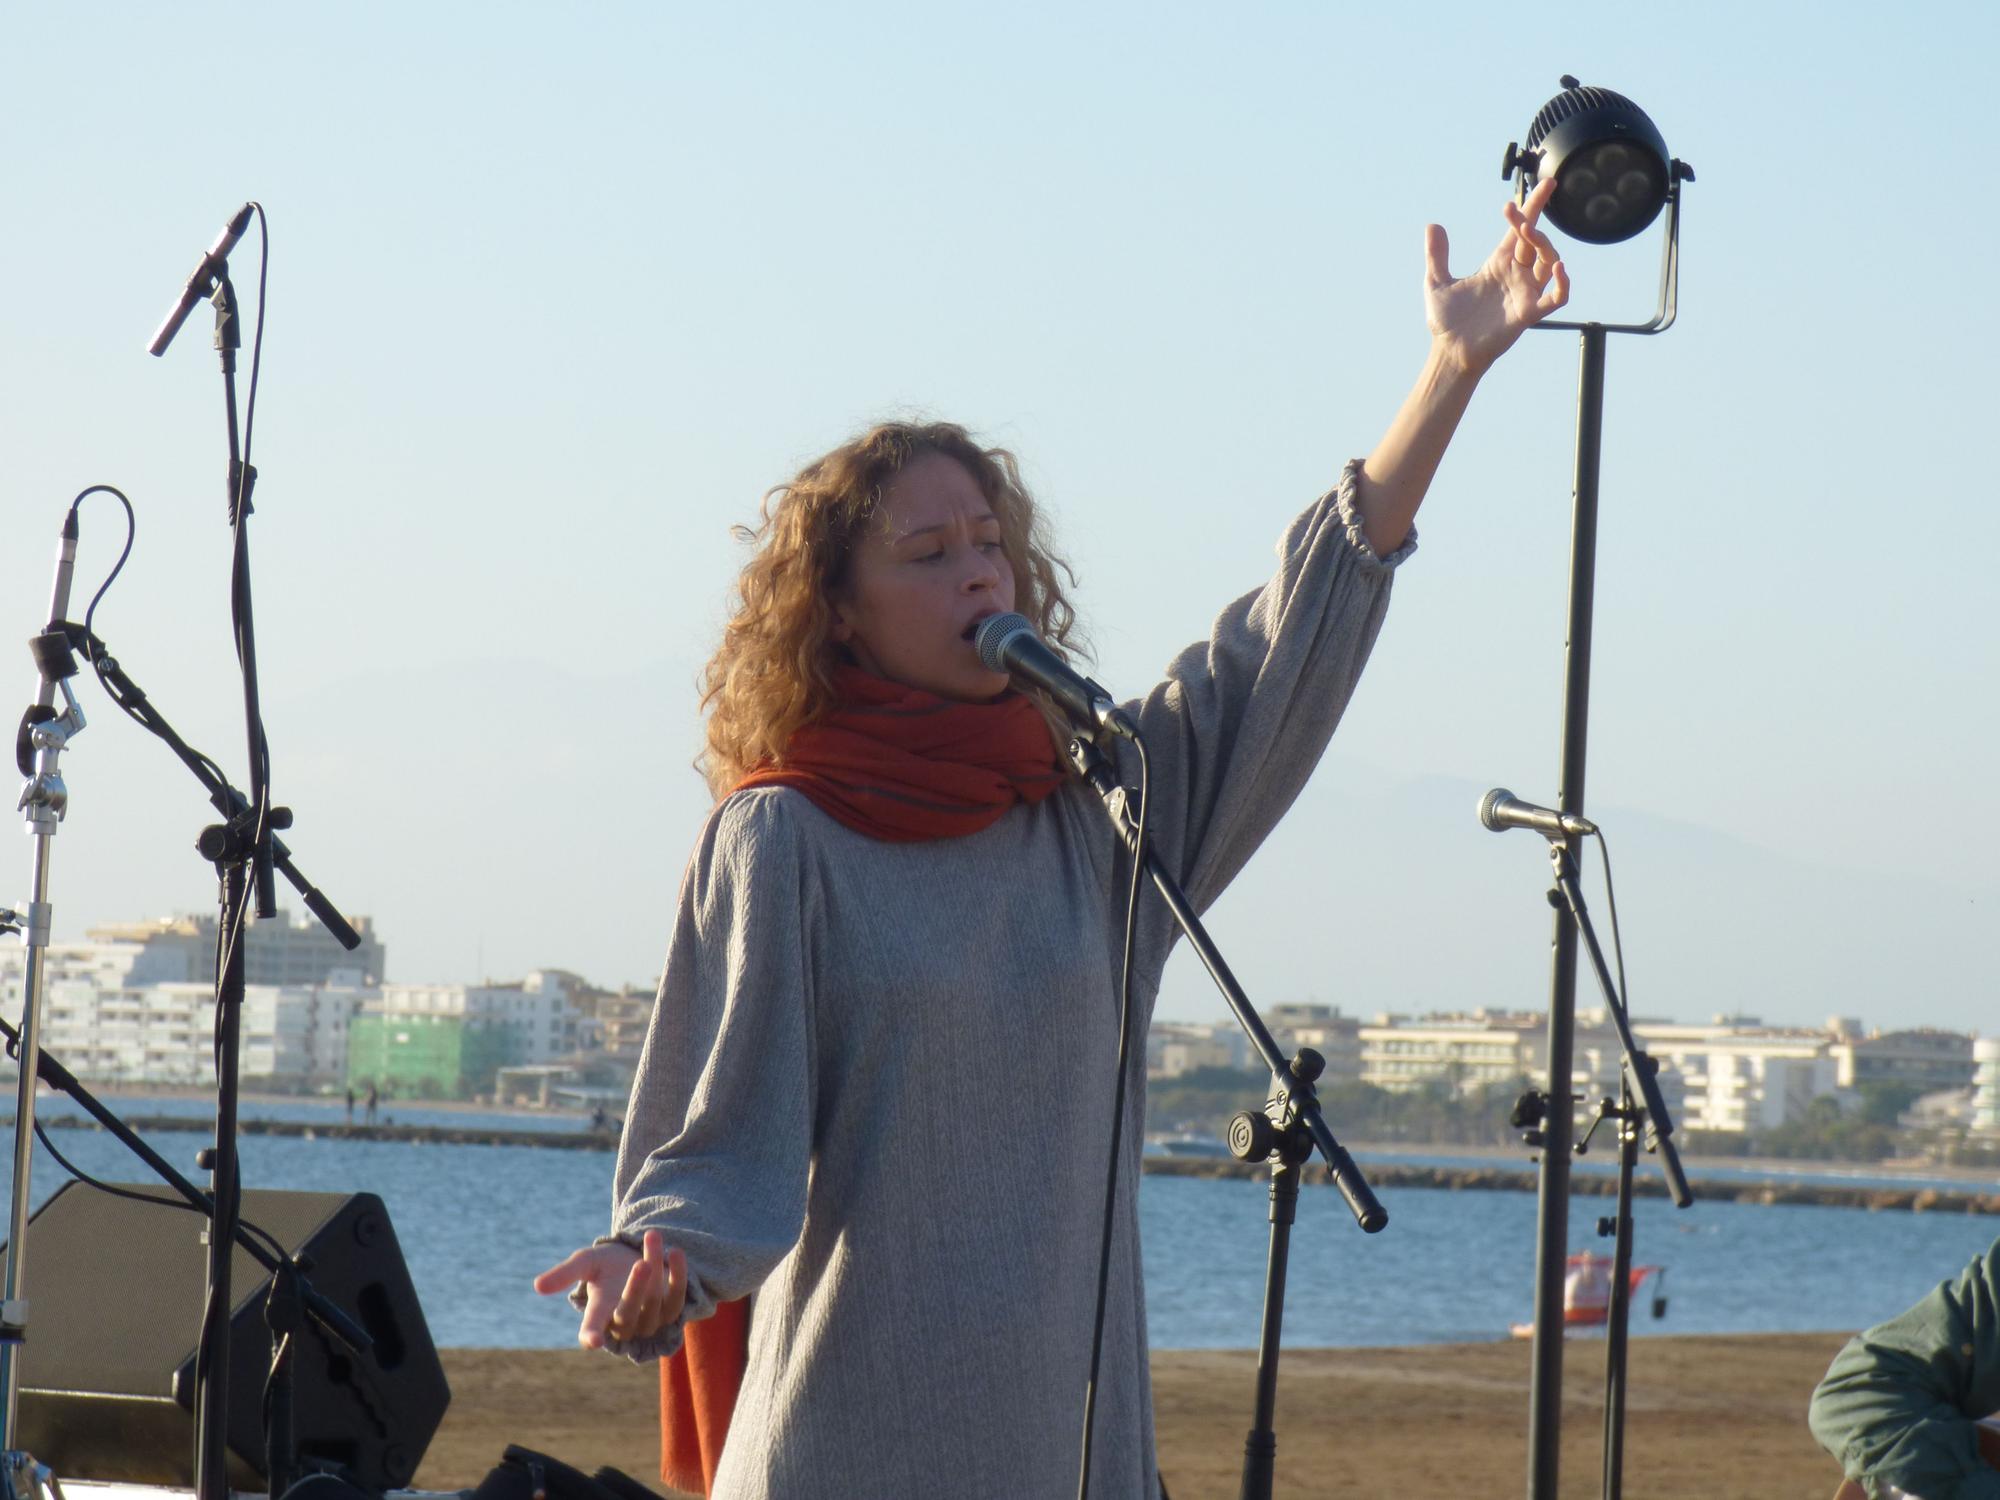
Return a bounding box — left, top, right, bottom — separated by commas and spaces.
1509, 1249, 1667, 1338
1150, 1133, 1234, 1160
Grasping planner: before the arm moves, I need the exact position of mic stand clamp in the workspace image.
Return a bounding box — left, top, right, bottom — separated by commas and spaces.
1064, 733, 1384, 1500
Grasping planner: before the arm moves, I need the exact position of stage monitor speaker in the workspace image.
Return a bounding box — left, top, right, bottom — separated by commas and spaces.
1, 1180, 451, 1491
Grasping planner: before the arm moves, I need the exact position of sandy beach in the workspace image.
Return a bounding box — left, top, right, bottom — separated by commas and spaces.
412, 1332, 1850, 1498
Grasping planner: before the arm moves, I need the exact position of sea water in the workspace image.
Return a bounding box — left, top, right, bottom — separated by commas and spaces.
1, 1100, 1992, 1350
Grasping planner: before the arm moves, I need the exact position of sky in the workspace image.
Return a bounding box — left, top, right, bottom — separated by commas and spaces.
2, 3, 1994, 1035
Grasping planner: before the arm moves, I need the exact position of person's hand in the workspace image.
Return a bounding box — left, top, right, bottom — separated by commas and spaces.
1424, 176, 1571, 376
532, 1229, 687, 1350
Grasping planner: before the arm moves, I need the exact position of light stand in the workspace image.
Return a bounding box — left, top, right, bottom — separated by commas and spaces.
0, 515, 86, 1500
1497, 77, 1696, 1500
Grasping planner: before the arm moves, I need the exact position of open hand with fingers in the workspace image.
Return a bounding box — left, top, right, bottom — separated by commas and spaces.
1425, 176, 1571, 376
533, 1228, 687, 1351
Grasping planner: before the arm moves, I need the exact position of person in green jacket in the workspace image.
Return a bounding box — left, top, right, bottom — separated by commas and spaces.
1810, 1236, 2000, 1499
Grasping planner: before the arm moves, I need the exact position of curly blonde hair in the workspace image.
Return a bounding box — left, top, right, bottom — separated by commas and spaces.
698, 420, 1084, 797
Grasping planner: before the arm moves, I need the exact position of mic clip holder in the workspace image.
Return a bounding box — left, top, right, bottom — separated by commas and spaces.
18, 624, 87, 785
15, 684, 83, 830
197, 804, 293, 867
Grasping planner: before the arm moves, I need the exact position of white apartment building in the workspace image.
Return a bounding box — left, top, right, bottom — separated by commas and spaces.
85, 910, 386, 987
1264, 1005, 1363, 1084
1632, 1020, 1837, 1133
1973, 1038, 2000, 1135
0, 938, 199, 997
374, 968, 582, 1066
30, 978, 371, 1085
1358, 1010, 1629, 1099
1824, 1024, 1976, 1094
1147, 1022, 1248, 1078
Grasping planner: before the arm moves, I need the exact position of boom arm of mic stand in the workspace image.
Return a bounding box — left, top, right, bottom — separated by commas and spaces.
1547, 844, 1693, 1208
60, 623, 360, 950
0, 1014, 373, 1355
1067, 736, 1386, 1233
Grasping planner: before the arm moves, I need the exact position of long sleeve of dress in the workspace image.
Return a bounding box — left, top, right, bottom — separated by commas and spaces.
603, 792, 819, 1361
1112, 458, 1412, 976
1809, 1239, 2000, 1500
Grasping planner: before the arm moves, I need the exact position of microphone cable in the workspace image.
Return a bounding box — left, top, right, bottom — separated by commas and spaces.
1075, 731, 1150, 1500
1595, 828, 1632, 1018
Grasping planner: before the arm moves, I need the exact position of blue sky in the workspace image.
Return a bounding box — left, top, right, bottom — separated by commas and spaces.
3, 3, 1994, 1032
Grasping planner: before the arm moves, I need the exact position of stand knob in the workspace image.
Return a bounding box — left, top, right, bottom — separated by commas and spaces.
1228, 1111, 1275, 1161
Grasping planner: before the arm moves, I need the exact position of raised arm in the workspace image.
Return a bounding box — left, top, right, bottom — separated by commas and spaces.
1355, 176, 1568, 555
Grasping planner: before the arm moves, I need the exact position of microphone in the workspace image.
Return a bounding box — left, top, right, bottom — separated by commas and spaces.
974, 612, 1137, 741
1478, 788, 1597, 840
19, 509, 81, 778
147, 202, 255, 357
40, 509, 80, 689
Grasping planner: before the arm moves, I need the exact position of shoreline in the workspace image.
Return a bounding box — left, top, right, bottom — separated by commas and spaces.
37, 1111, 1999, 1215
36, 1090, 2000, 1186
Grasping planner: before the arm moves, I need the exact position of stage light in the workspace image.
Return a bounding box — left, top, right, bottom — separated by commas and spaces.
1494, 75, 1695, 1500
1503, 76, 1686, 245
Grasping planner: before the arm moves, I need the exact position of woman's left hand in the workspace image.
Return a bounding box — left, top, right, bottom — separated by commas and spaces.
1424, 176, 1571, 376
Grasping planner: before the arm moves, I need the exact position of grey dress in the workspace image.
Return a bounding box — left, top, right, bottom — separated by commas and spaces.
608, 460, 1410, 1499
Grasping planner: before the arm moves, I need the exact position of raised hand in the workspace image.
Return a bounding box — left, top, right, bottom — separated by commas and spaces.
1424, 176, 1571, 376
533, 1228, 688, 1350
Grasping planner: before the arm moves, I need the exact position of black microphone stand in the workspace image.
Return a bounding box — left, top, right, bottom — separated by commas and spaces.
152, 243, 343, 1500
1542, 839, 1690, 1500
1066, 735, 1383, 1500
185, 262, 261, 1500
1575, 1073, 1651, 1500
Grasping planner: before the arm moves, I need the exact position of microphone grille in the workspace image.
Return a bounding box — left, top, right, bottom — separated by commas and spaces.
974, 612, 1034, 673
1478, 788, 1512, 832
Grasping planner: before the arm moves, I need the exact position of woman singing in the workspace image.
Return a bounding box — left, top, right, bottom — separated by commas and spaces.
537, 180, 1571, 1499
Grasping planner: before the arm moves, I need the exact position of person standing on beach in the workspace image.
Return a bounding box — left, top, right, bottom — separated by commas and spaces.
1811, 1235, 2000, 1499
534, 181, 1573, 1499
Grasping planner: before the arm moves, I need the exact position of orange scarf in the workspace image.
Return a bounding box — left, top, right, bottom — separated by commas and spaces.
659, 667, 1064, 1495
732, 665, 1066, 839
